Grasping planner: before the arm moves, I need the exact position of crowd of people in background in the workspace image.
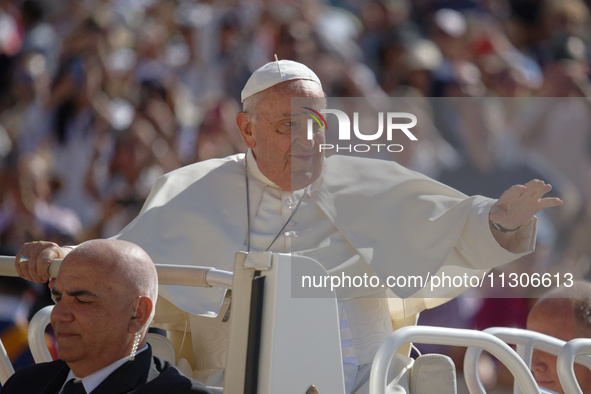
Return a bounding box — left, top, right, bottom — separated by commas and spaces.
0, 0, 590, 389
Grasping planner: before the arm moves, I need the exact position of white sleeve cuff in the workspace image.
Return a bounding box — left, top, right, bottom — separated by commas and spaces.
455, 199, 537, 270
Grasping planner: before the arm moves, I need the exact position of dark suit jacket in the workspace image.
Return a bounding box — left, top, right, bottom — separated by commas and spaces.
0, 345, 212, 394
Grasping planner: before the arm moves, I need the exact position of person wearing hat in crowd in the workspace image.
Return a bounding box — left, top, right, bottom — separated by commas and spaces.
16, 59, 562, 393
3, 239, 211, 393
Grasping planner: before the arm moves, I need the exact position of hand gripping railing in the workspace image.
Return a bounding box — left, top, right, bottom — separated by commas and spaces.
370, 326, 541, 394
0, 255, 233, 288
0, 255, 233, 384
464, 327, 591, 394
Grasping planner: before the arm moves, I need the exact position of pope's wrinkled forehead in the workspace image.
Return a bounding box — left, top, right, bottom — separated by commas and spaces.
241, 59, 323, 102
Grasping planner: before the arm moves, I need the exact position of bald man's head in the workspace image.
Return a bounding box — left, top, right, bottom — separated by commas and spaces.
51, 239, 158, 377
70, 239, 159, 304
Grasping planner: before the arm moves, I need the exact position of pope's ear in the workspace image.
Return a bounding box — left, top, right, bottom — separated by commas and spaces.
236, 111, 256, 149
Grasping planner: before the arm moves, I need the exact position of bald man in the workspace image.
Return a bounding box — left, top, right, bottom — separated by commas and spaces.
1, 239, 211, 394
527, 281, 591, 394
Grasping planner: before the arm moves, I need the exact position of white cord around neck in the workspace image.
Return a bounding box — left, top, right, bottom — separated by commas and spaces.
244, 159, 309, 252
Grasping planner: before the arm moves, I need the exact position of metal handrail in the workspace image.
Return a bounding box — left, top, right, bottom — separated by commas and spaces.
0, 256, 233, 289
557, 338, 591, 394
464, 327, 591, 394
28, 306, 53, 363
370, 326, 541, 394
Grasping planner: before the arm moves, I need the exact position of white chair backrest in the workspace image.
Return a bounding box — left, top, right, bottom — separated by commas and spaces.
370, 326, 541, 394
409, 353, 457, 394
145, 332, 176, 365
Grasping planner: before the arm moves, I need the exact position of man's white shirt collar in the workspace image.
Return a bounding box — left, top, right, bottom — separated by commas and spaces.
60, 345, 148, 393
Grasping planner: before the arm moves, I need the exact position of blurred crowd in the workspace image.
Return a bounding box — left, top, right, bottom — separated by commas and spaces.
0, 0, 590, 388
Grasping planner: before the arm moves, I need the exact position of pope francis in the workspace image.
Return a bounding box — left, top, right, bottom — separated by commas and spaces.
16, 59, 563, 393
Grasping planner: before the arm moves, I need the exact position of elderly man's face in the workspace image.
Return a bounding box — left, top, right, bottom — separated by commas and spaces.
527, 299, 591, 394
238, 80, 326, 190
50, 255, 138, 377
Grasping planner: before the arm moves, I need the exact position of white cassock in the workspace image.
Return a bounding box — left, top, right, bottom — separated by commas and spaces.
113, 150, 536, 391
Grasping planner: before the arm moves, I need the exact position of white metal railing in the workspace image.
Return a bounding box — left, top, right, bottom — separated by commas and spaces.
370, 326, 541, 394
557, 338, 591, 394
464, 327, 591, 394
27, 306, 53, 363
0, 255, 233, 288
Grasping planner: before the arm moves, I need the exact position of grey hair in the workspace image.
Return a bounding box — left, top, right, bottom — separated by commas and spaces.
242, 90, 268, 119
574, 298, 591, 332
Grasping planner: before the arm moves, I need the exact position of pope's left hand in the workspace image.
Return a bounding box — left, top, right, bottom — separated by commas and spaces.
489, 179, 563, 231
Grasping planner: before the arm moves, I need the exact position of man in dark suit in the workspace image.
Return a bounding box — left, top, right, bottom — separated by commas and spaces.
1, 239, 211, 394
